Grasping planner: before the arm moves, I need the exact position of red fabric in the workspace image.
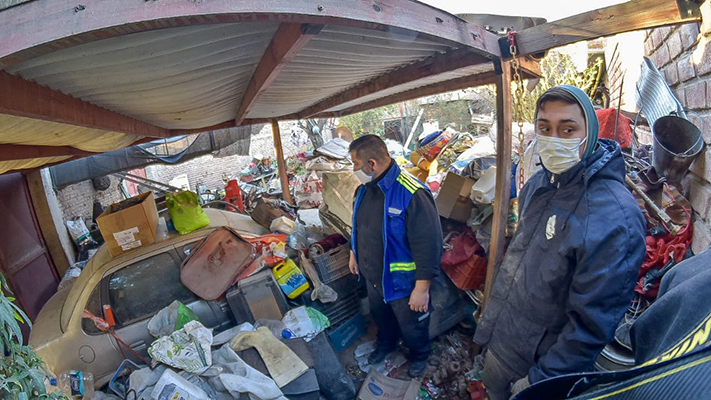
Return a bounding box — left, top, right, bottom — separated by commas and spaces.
442, 230, 482, 267
635, 220, 692, 299
441, 230, 487, 290
596, 108, 633, 148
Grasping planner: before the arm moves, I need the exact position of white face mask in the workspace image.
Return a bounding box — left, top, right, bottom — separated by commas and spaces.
536, 135, 587, 174
354, 167, 374, 184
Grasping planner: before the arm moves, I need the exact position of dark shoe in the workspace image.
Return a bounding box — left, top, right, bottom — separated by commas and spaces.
408, 359, 428, 378
368, 346, 395, 365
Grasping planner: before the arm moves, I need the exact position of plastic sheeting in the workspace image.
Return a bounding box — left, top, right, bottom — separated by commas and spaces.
50, 127, 252, 188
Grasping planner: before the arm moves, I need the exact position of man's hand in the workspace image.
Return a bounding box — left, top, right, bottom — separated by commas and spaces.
409, 280, 430, 312
349, 250, 359, 275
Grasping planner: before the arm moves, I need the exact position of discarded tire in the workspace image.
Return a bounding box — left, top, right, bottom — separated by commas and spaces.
92, 176, 111, 191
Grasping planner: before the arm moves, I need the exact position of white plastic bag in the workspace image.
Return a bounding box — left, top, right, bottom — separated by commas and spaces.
205, 345, 287, 400
148, 321, 213, 374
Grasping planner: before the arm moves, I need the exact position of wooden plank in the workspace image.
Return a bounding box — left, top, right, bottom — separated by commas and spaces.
297, 48, 491, 119
25, 170, 71, 276
271, 120, 293, 205
0, 143, 96, 162
514, 0, 701, 57
236, 23, 321, 125
0, 72, 169, 138
315, 70, 499, 118
482, 60, 512, 312
0, 0, 501, 69
312, 60, 539, 119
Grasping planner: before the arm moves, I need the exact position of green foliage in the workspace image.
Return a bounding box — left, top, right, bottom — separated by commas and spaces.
339, 104, 399, 138
0, 273, 68, 399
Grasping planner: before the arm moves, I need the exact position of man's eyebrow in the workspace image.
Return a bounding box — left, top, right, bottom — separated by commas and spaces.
535, 118, 580, 124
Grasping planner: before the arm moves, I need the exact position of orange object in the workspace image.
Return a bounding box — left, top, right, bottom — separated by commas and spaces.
225, 179, 245, 212
102, 304, 116, 327
442, 254, 488, 291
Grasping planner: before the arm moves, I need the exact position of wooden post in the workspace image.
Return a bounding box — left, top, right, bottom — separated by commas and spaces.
25, 170, 71, 276
271, 120, 293, 205
482, 60, 512, 312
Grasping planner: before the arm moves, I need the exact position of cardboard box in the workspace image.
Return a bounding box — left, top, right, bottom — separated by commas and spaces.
357, 370, 420, 400
97, 192, 158, 257
435, 172, 476, 223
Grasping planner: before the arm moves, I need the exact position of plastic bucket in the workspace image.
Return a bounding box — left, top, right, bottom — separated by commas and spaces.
652, 116, 704, 182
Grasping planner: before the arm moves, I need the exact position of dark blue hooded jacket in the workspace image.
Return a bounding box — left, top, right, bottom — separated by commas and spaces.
473, 138, 647, 383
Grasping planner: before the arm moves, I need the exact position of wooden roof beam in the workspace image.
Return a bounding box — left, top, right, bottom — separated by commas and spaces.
311, 59, 540, 118
0, 71, 170, 138
297, 48, 491, 119
235, 23, 322, 125
513, 0, 702, 57
315, 71, 499, 118
0, 143, 97, 162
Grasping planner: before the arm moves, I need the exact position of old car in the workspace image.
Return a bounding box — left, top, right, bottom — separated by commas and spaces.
29, 209, 268, 386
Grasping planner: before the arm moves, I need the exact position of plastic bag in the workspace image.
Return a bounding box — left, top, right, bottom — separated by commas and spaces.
166, 191, 211, 235
294, 172, 324, 209
281, 306, 330, 342
66, 217, 96, 246
148, 321, 213, 374
147, 300, 199, 338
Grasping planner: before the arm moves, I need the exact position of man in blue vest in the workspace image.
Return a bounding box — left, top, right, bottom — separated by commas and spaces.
348, 134, 443, 378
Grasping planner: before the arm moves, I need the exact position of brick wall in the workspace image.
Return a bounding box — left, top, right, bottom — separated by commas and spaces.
55, 175, 125, 223
645, 15, 711, 253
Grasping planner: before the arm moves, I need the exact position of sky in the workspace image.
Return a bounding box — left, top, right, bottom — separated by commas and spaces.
419, 0, 626, 22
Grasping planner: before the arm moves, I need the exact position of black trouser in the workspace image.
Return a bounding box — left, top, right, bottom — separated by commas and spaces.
367, 283, 431, 361
482, 350, 523, 400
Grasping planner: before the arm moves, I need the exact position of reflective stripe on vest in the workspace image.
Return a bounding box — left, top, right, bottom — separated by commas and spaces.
389, 262, 416, 272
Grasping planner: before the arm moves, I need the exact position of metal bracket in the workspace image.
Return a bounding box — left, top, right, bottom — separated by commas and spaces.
676, 0, 701, 18
302, 24, 325, 35
498, 36, 514, 59
493, 59, 503, 75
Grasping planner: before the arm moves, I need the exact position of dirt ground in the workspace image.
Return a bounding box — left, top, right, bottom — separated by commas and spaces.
337, 315, 479, 399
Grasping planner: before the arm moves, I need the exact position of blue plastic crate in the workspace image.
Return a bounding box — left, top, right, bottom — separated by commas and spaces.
327, 312, 366, 352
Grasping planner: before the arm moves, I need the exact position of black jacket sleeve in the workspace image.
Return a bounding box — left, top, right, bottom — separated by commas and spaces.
406, 188, 443, 281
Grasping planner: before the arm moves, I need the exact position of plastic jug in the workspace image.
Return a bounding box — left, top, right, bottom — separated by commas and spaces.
57, 370, 94, 399
273, 259, 310, 299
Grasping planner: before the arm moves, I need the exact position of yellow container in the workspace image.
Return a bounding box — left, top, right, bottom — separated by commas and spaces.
273, 259, 310, 299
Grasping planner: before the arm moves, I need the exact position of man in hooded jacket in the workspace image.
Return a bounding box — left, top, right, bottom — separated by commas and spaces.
474, 85, 647, 399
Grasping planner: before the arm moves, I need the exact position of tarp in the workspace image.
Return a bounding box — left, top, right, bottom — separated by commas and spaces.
50, 127, 252, 188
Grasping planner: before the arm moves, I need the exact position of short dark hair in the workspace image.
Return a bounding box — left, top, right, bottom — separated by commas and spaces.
349, 134, 390, 162
534, 87, 584, 121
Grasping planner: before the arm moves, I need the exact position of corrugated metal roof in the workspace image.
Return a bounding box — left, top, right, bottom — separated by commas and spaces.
326, 63, 494, 112
0, 114, 141, 152
0, 156, 71, 175
248, 25, 455, 118
6, 23, 279, 129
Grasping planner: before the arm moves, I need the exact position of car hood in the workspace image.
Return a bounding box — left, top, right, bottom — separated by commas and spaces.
29, 285, 71, 348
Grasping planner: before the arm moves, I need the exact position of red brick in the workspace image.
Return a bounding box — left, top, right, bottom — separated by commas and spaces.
654, 44, 671, 67
678, 55, 697, 82
644, 37, 655, 57
686, 81, 708, 110
658, 26, 673, 42
690, 177, 711, 220
651, 28, 663, 49
664, 64, 680, 85
675, 87, 687, 107
701, 114, 711, 144
681, 23, 701, 50
668, 31, 683, 59
696, 40, 711, 77
689, 113, 703, 131
692, 216, 711, 254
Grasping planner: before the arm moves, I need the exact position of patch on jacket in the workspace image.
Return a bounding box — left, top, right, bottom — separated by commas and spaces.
388, 207, 403, 215
546, 215, 556, 240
